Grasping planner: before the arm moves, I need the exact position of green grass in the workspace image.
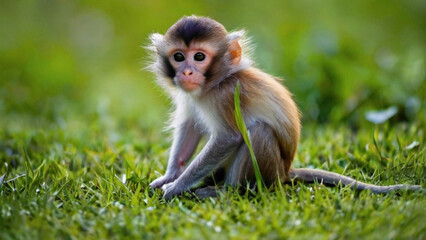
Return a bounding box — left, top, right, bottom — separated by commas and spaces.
0, 111, 424, 239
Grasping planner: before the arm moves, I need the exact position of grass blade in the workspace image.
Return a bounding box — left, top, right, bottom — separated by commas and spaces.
234, 81, 264, 193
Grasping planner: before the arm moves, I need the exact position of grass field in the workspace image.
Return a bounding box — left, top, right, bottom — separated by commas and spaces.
0, 111, 424, 239
1, 1, 425, 239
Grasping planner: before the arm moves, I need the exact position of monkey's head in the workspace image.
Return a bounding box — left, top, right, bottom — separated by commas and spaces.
148, 16, 249, 95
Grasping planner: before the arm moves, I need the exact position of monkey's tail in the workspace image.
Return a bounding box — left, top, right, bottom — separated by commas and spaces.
289, 168, 423, 194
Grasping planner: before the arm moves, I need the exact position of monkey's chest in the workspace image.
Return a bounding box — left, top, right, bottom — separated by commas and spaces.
192, 99, 259, 136
193, 100, 228, 135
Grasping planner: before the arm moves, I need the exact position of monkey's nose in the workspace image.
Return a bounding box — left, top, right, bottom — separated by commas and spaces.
183, 69, 193, 76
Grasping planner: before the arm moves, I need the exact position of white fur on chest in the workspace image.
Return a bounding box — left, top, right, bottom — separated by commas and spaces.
171, 91, 226, 136
192, 97, 226, 135
171, 87, 289, 138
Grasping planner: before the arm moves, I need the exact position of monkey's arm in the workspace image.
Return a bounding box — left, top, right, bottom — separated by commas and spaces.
162, 133, 242, 199
149, 118, 202, 189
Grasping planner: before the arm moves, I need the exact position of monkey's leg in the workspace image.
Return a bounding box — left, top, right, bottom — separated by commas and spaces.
162, 133, 242, 199
150, 118, 202, 189
193, 186, 227, 198
226, 122, 285, 187
191, 168, 227, 198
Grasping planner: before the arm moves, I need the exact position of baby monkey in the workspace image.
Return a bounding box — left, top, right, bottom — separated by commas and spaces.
147, 16, 421, 199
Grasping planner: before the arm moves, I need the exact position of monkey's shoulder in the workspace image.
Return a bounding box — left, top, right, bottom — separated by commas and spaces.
229, 67, 290, 98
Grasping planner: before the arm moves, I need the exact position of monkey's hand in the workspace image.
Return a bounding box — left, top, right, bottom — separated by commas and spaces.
149, 174, 179, 189
161, 181, 188, 200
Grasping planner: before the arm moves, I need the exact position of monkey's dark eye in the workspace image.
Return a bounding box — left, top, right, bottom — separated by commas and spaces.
194, 52, 205, 61
173, 52, 185, 62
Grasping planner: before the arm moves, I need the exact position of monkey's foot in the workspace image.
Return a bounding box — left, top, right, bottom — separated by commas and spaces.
194, 186, 223, 198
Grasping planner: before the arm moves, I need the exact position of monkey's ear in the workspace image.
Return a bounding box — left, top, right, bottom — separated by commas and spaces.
227, 30, 245, 65
149, 33, 164, 50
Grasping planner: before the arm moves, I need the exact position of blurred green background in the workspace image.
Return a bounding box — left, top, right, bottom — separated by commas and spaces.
0, 0, 425, 132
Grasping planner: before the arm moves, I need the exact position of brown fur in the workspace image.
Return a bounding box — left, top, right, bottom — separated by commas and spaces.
239, 123, 285, 184
203, 67, 300, 181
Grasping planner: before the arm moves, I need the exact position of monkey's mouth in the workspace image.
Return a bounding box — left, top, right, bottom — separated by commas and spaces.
178, 80, 201, 92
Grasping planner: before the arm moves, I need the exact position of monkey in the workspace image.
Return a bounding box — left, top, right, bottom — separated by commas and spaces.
146, 16, 422, 199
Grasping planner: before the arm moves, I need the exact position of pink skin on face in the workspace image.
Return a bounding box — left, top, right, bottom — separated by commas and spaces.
169, 43, 216, 92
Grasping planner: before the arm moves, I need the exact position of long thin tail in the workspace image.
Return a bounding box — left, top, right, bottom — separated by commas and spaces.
289, 168, 423, 194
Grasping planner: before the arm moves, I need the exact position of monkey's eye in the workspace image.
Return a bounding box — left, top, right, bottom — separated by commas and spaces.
194, 52, 205, 61
173, 52, 185, 62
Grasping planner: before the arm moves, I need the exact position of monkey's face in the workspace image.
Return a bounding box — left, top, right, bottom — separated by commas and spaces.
168, 42, 216, 93
149, 16, 244, 94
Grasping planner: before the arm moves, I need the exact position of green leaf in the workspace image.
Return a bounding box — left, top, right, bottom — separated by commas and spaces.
234, 81, 264, 193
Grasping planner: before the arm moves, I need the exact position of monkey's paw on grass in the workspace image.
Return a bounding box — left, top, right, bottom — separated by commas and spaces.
161, 181, 189, 200
149, 174, 178, 189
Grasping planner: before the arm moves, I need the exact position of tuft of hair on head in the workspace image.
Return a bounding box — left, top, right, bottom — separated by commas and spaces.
227, 30, 245, 41
148, 33, 164, 50
143, 33, 160, 73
